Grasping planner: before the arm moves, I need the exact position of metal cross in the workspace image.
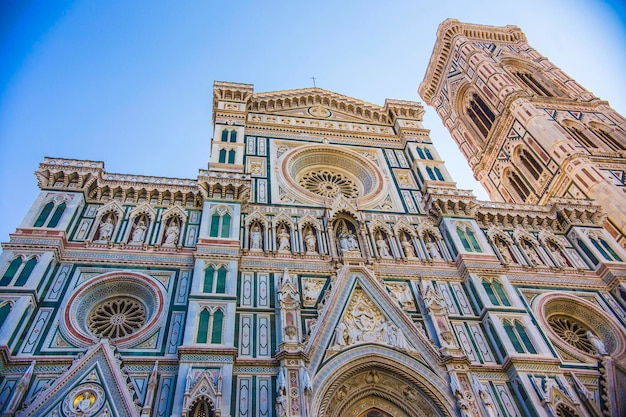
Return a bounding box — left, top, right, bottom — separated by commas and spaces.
311, 76, 317, 88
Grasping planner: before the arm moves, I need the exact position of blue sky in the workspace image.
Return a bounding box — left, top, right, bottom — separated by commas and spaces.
1, 0, 625, 241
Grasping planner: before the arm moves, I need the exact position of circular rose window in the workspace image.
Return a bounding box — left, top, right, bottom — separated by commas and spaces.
63, 272, 164, 348
279, 145, 386, 207
88, 297, 146, 339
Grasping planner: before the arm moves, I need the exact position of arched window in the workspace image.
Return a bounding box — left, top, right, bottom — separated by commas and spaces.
218, 149, 227, 164
482, 279, 511, 306
434, 167, 444, 181
591, 127, 625, 151
221, 129, 229, 142
34, 202, 54, 227
209, 209, 231, 238
507, 171, 530, 202
424, 148, 433, 160
577, 239, 598, 265
514, 72, 553, 97
203, 266, 215, 293
426, 166, 435, 180
565, 125, 598, 149
14, 257, 37, 287
0, 258, 23, 286
518, 149, 543, 180
47, 202, 66, 227
503, 320, 536, 354
456, 225, 481, 252
0, 303, 11, 329
416, 148, 425, 159
215, 267, 227, 294
227, 150, 236, 164
211, 309, 223, 343
229, 130, 237, 143
197, 309, 210, 343
467, 93, 495, 138
590, 235, 621, 261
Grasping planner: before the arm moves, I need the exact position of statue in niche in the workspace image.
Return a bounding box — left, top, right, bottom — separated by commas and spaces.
130, 219, 147, 244
250, 225, 262, 250
376, 233, 391, 258
522, 240, 542, 265
163, 219, 180, 246
304, 228, 317, 253
96, 215, 115, 242
75, 391, 95, 413
425, 233, 442, 260
496, 239, 515, 264
388, 283, 414, 308
338, 226, 358, 252
401, 234, 415, 258
548, 241, 569, 267
586, 330, 608, 355
302, 279, 324, 306
277, 227, 290, 252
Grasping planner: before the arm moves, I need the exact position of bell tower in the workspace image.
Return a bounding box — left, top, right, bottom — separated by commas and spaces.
419, 19, 626, 247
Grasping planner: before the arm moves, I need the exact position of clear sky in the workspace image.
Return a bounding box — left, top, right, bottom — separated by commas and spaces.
1, 0, 625, 241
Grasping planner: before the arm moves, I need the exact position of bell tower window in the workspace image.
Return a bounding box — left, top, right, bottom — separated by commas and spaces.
592, 127, 625, 151
518, 149, 543, 180
507, 171, 530, 201
515, 72, 553, 97
467, 93, 495, 138
566, 125, 598, 149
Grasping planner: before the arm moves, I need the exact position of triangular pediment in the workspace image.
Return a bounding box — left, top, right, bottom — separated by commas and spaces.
305, 266, 441, 373
249, 88, 392, 125
20, 340, 140, 417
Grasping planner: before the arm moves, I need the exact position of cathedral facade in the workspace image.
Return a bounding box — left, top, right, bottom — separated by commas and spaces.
0, 20, 625, 417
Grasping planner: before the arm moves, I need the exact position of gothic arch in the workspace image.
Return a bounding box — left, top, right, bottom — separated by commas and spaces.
310, 345, 455, 417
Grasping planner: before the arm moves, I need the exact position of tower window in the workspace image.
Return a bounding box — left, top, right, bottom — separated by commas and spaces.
456, 224, 481, 252
482, 279, 511, 306
209, 209, 231, 238
14, 257, 37, 287
229, 130, 237, 143
592, 127, 625, 151
518, 149, 543, 180
47, 202, 66, 228
503, 319, 536, 354
34, 202, 54, 227
515, 72, 553, 97
566, 126, 598, 149
227, 150, 236, 164
467, 93, 495, 138
0, 258, 23, 286
221, 129, 228, 142
196, 308, 224, 344
218, 149, 227, 163
507, 171, 530, 202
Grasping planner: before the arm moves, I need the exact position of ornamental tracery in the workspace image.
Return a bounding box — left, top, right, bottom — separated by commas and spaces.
88, 297, 146, 339
299, 169, 360, 198
547, 315, 594, 354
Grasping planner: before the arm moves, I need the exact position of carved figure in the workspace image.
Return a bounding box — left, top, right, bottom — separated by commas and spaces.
277, 227, 290, 252
401, 235, 415, 258
304, 229, 317, 253
338, 227, 358, 251
426, 235, 442, 260
163, 222, 180, 246
496, 239, 514, 264
523, 241, 542, 265
76, 391, 94, 412
586, 331, 608, 355
333, 321, 348, 347
250, 225, 262, 250
376, 234, 391, 257
97, 217, 114, 242
131, 220, 147, 243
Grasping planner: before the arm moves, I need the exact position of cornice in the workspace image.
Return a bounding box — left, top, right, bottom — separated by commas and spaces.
419, 19, 526, 105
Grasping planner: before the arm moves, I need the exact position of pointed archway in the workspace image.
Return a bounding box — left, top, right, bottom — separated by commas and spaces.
310, 345, 456, 417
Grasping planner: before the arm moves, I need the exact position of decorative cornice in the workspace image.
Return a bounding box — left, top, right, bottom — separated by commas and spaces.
419, 19, 526, 104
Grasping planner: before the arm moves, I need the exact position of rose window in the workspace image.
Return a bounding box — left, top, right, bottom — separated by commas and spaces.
299, 170, 359, 198
547, 315, 594, 354
88, 297, 146, 339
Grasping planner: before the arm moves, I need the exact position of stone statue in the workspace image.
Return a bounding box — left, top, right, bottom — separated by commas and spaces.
131, 220, 147, 243
549, 244, 568, 267
333, 321, 348, 348
76, 391, 94, 412
524, 241, 542, 265
586, 330, 608, 355
163, 222, 180, 246
250, 225, 262, 250
97, 217, 115, 242
496, 239, 514, 264
401, 235, 415, 258
338, 227, 358, 252
304, 229, 317, 253
426, 236, 442, 260
277, 227, 291, 252
376, 234, 391, 257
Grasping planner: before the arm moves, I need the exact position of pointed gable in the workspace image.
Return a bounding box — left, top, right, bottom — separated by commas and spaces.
20, 340, 140, 417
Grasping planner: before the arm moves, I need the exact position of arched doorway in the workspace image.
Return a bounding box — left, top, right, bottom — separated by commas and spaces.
310, 346, 456, 417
